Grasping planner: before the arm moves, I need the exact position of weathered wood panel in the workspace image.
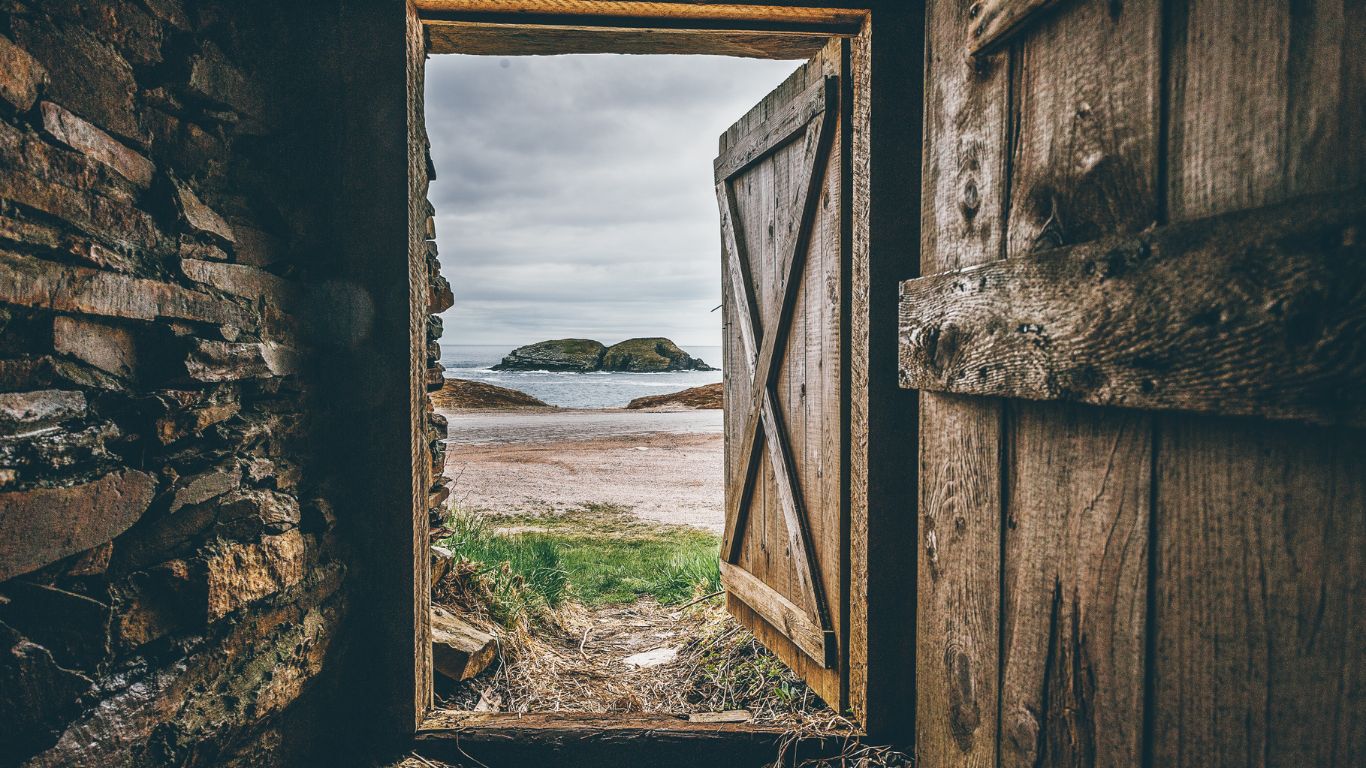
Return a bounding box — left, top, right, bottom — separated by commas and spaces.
899, 191, 1366, 426
915, 1, 1008, 764
996, 2, 1160, 766
1153, 1, 1366, 765
718, 41, 846, 705
425, 23, 834, 58
415, 710, 850, 768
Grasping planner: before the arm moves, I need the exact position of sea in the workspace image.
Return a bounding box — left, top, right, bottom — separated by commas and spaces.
440, 344, 725, 409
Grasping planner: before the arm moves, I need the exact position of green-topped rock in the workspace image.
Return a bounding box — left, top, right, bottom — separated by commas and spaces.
490, 337, 714, 373
491, 338, 605, 372
602, 337, 714, 372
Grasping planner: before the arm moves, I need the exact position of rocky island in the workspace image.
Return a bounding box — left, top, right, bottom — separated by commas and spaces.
492, 337, 715, 372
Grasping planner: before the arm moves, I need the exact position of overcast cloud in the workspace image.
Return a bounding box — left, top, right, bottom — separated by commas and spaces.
425, 54, 800, 348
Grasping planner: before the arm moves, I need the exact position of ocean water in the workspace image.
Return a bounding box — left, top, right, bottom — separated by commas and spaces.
440, 344, 725, 409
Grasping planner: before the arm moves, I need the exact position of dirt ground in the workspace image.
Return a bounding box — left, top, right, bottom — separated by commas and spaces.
439, 408, 725, 532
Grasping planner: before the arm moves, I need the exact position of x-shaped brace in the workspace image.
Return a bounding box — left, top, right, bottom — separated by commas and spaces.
715, 76, 837, 650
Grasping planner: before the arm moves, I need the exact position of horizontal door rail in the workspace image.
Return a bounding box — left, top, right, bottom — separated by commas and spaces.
899, 189, 1366, 427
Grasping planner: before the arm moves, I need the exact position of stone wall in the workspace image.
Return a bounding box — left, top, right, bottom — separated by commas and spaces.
0, 1, 438, 765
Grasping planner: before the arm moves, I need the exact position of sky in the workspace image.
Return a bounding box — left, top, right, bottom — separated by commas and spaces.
424, 54, 800, 349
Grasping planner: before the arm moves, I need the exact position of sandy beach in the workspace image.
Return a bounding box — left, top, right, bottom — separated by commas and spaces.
439, 407, 725, 532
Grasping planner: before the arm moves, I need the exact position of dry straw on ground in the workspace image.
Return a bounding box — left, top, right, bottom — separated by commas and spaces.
432, 562, 837, 726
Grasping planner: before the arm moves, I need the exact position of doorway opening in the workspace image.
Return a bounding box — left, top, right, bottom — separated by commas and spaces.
394, 4, 894, 759
422, 50, 838, 724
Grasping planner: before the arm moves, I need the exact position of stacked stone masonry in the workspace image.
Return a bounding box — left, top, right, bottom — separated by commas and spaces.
0, 2, 431, 765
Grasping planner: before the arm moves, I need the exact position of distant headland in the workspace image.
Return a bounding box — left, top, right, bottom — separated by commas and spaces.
491, 337, 716, 373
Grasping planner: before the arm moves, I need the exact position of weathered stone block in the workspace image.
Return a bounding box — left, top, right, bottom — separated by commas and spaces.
0, 355, 122, 395
431, 605, 497, 682
40, 102, 155, 188
0, 121, 163, 253
184, 339, 298, 382
0, 390, 86, 436
181, 258, 297, 311
205, 530, 304, 620
0, 34, 48, 112
0, 250, 255, 330
215, 488, 302, 537
0, 469, 157, 582
153, 386, 241, 444
431, 544, 454, 585
114, 559, 205, 648
53, 316, 138, 381
9, 18, 146, 145
429, 273, 454, 313
173, 181, 236, 243
167, 462, 242, 514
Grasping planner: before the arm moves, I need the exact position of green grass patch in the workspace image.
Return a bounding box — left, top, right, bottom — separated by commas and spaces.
438, 505, 721, 623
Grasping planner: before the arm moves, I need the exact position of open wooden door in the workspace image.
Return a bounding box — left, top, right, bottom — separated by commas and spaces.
714, 39, 848, 709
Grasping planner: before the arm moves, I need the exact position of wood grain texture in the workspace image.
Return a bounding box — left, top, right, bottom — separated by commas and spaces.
915, 1, 1008, 765
995, 3, 1160, 767
899, 191, 1366, 426
415, 710, 849, 768
721, 562, 830, 664
406, 0, 435, 728
717, 41, 845, 707
1154, 2, 1366, 765
425, 23, 833, 57
414, 0, 868, 27
965, 0, 1063, 56
1153, 417, 1365, 767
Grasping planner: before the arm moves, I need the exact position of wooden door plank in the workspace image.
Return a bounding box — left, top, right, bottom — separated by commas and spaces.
916, 1, 1009, 765
1155, 2, 1366, 765
997, 2, 1161, 765
899, 190, 1366, 427
714, 76, 830, 182
715, 42, 847, 708
721, 562, 830, 666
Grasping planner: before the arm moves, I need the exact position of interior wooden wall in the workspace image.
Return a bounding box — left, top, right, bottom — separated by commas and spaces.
914, 1, 1365, 766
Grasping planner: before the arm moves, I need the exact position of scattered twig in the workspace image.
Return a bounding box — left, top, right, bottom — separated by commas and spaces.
676, 589, 724, 610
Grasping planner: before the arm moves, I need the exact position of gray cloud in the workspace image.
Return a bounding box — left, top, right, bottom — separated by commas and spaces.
425, 54, 799, 347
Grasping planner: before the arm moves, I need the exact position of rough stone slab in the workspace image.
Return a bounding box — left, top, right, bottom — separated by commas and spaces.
431, 605, 497, 682
0, 250, 254, 329
205, 530, 305, 620
0, 356, 122, 395
40, 102, 155, 188
53, 316, 138, 380
180, 258, 296, 310
0, 390, 87, 436
429, 273, 453, 313
215, 489, 302, 537
9, 18, 147, 146
0, 121, 162, 252
114, 559, 204, 648
153, 386, 240, 444
173, 181, 235, 243
431, 544, 453, 585
167, 462, 241, 514
0, 33, 47, 111
0, 469, 157, 581
184, 339, 298, 382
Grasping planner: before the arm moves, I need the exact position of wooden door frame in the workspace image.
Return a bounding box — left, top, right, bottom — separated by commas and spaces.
380, 0, 924, 749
